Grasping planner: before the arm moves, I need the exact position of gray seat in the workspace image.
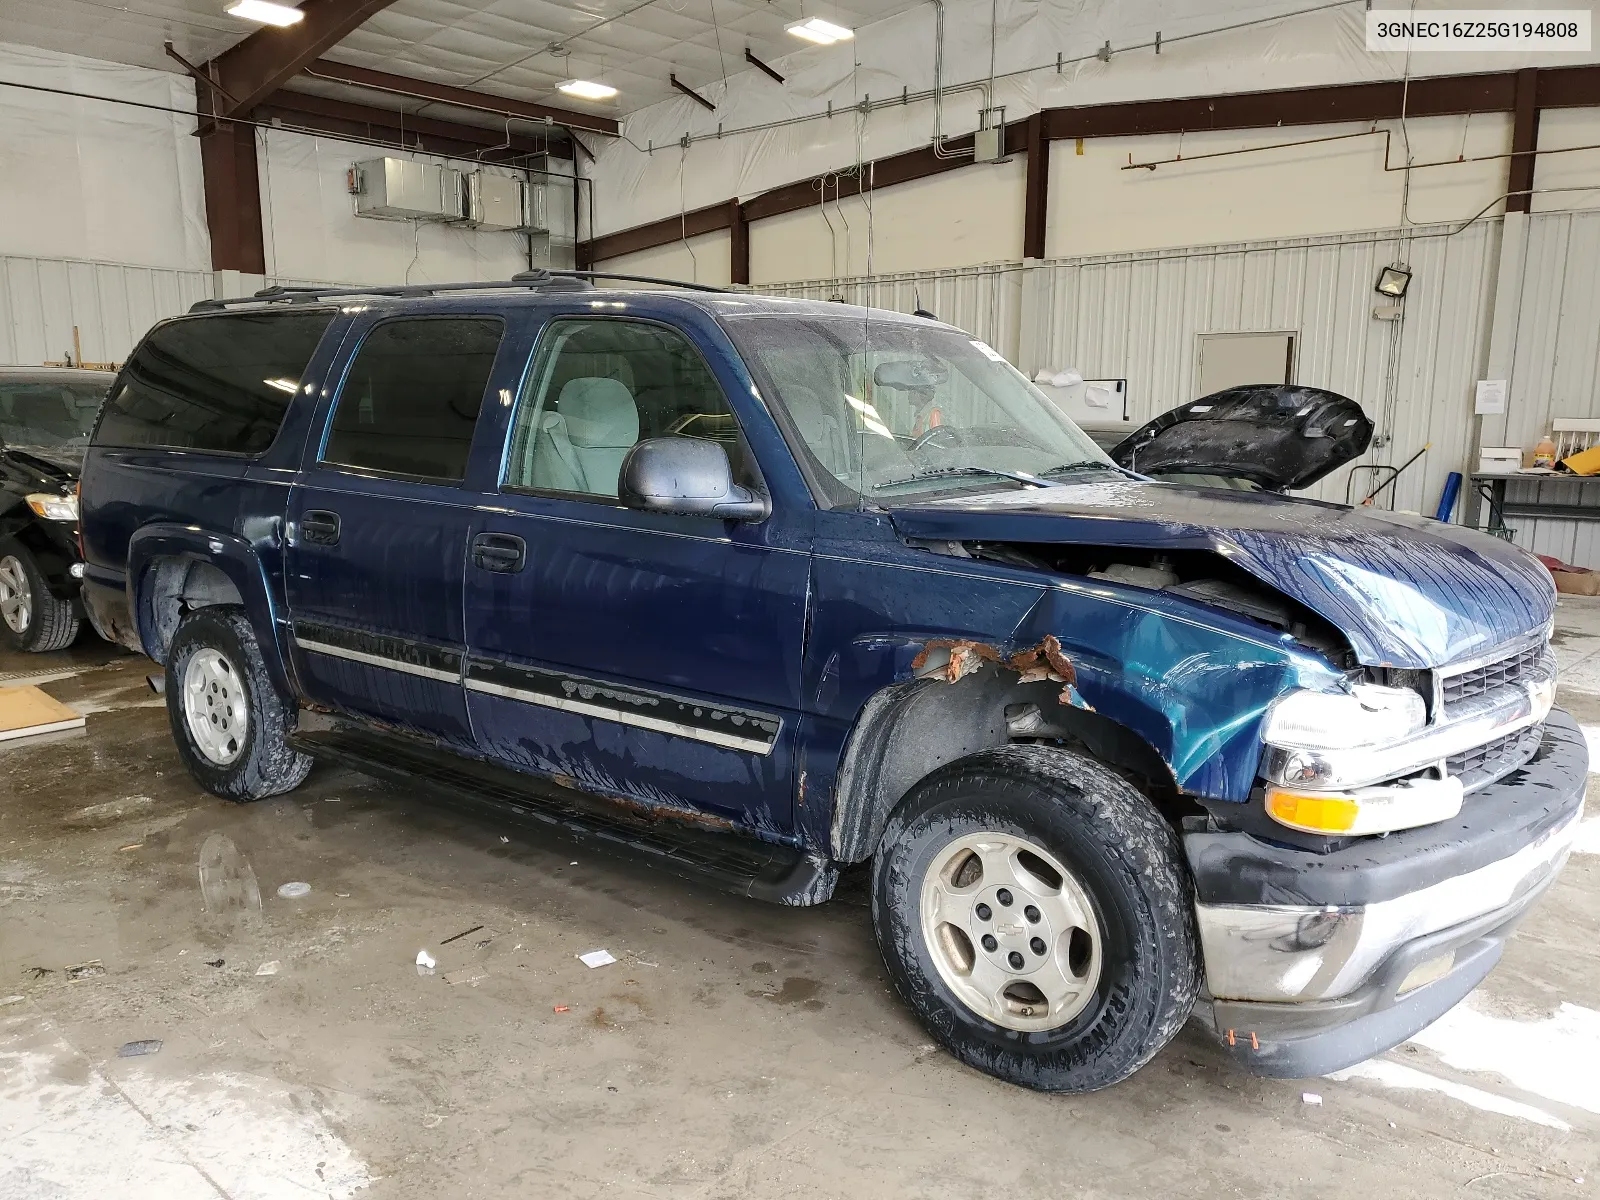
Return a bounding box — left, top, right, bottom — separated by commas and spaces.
781, 382, 852, 478
527, 377, 640, 496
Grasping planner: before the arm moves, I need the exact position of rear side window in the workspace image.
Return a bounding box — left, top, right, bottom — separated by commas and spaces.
322, 317, 505, 482
96, 311, 333, 454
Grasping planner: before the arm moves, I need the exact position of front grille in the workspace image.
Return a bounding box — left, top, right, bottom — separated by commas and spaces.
1441, 643, 1545, 708
1448, 724, 1544, 791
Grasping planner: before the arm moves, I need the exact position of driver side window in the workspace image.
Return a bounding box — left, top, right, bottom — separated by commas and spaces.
504, 319, 751, 499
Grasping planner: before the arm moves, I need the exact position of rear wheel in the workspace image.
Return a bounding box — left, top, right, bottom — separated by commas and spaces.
166, 606, 310, 801
0, 542, 79, 653
872, 744, 1200, 1092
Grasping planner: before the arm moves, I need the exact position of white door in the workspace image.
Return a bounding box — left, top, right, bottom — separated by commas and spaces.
1196, 332, 1295, 397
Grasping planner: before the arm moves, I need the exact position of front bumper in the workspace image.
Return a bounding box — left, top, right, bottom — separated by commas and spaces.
1184, 707, 1586, 1078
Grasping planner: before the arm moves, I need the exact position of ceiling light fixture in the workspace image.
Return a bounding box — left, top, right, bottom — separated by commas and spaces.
224, 0, 305, 27
785, 17, 854, 44
558, 79, 619, 101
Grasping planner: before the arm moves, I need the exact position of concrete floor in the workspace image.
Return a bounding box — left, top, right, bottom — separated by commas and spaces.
3, 607, 1600, 1199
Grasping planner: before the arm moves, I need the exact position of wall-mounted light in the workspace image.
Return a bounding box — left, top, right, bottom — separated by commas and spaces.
1375, 263, 1412, 299
224, 0, 305, 26
786, 17, 854, 44
558, 79, 619, 101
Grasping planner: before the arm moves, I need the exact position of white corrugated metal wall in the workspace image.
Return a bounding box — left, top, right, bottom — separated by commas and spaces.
1492, 209, 1600, 562
0, 258, 355, 369
0, 255, 214, 368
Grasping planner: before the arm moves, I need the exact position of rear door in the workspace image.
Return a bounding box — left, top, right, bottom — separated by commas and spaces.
284, 311, 514, 746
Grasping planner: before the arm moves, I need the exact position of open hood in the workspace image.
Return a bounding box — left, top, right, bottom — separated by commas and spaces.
886, 479, 1554, 670
1109, 386, 1373, 492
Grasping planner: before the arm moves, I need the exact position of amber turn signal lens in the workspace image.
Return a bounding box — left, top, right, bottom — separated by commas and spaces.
1264, 788, 1360, 834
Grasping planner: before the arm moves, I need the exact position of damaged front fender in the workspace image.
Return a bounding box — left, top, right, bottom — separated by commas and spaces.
912, 634, 1093, 710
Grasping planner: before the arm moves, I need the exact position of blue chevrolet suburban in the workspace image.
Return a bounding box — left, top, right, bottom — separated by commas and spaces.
77, 272, 1585, 1093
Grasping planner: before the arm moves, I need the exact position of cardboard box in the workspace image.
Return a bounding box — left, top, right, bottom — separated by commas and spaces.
1553, 570, 1600, 597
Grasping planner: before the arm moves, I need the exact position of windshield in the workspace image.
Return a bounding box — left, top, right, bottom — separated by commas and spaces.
0, 377, 109, 449
726, 316, 1112, 500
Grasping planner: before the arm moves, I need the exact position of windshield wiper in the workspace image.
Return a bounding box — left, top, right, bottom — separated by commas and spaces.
1039, 460, 1122, 478
871, 466, 1062, 492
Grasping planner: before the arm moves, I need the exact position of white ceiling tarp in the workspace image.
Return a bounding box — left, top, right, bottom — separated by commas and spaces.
0, 41, 210, 271
588, 0, 1600, 237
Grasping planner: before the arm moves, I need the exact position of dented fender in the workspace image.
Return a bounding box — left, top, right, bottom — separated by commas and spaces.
905, 605, 1336, 803
1009, 584, 1342, 801
806, 535, 1345, 860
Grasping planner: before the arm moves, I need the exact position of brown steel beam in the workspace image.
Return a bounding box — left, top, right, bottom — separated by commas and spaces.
259, 90, 558, 158
1507, 67, 1541, 214
199, 114, 265, 273
165, 41, 238, 107
1040, 73, 1515, 141
583, 202, 734, 263
743, 122, 1028, 222
670, 73, 717, 113
744, 48, 785, 85
729, 200, 750, 285
302, 59, 620, 136
210, 0, 400, 117
1536, 62, 1600, 107
1023, 112, 1048, 260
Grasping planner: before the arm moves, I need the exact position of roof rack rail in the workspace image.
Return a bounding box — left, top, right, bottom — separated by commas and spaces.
186, 269, 734, 313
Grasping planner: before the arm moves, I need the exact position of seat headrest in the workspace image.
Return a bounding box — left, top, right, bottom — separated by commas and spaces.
558, 377, 639, 449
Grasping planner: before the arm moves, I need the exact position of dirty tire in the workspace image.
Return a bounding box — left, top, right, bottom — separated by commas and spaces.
872, 744, 1200, 1093
0, 540, 80, 653
166, 605, 310, 802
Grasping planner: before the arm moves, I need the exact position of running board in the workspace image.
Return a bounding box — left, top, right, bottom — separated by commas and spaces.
287, 724, 836, 906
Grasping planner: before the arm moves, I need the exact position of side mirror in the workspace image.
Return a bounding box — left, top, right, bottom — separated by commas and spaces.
618, 436, 770, 522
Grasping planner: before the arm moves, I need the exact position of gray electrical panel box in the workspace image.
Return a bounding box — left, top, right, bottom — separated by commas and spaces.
463, 172, 527, 232
352, 158, 463, 221
973, 126, 1007, 164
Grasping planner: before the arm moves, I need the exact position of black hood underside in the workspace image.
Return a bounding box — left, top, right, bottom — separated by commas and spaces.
1110, 385, 1374, 492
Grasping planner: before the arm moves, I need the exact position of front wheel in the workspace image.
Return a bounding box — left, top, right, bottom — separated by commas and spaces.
872, 745, 1200, 1092
0, 542, 80, 653
166, 606, 311, 801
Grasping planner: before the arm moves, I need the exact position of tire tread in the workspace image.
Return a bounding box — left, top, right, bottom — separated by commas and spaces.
872, 743, 1201, 1092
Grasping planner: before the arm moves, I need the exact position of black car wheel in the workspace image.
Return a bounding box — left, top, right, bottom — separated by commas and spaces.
166, 606, 311, 801
872, 744, 1201, 1093
0, 541, 80, 653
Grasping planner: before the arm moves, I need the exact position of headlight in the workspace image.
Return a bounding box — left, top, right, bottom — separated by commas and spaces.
26, 492, 78, 522
1262, 684, 1425, 751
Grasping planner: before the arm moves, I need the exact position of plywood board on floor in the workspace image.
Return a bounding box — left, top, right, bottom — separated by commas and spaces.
0, 684, 85, 741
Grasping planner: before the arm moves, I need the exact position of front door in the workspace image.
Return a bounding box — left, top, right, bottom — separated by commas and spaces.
462, 316, 810, 833
285, 312, 512, 746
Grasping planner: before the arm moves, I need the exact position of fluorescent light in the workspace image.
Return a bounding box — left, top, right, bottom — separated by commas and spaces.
263, 377, 298, 393
786, 17, 854, 44
225, 0, 305, 26
558, 79, 618, 101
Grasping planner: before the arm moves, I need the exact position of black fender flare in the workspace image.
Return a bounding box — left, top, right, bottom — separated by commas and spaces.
126, 524, 297, 701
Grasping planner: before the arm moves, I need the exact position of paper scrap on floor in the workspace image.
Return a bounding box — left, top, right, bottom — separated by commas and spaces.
0, 685, 86, 742
578, 950, 616, 969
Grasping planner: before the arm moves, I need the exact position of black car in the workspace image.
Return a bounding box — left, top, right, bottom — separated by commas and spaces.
0, 366, 114, 652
